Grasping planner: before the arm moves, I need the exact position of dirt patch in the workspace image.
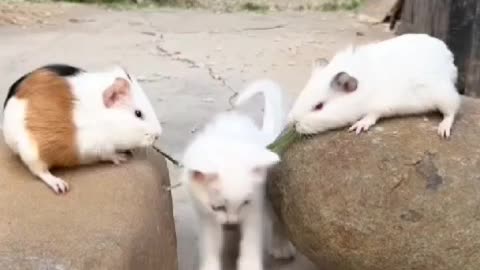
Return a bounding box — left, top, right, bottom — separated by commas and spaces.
0, 1, 69, 26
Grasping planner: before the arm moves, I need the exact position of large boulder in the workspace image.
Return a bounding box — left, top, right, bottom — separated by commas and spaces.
0, 137, 178, 270
268, 97, 480, 270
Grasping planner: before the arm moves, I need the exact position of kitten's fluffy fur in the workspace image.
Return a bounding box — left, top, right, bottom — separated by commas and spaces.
181, 80, 294, 270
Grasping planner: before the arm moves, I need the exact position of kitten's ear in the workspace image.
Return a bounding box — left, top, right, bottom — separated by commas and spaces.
190, 170, 218, 184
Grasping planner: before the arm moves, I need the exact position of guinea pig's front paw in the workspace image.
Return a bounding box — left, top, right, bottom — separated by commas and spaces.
102, 152, 130, 165
349, 114, 378, 135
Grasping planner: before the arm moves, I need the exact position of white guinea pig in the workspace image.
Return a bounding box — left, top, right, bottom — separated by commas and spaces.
289, 33, 461, 138
2, 64, 162, 194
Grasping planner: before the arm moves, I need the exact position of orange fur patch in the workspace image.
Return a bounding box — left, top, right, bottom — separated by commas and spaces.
16, 69, 79, 168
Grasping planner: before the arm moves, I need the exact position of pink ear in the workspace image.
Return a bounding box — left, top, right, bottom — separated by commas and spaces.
103, 78, 131, 108
191, 170, 217, 183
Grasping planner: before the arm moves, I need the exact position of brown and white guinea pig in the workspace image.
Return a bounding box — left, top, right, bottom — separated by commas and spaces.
2, 64, 162, 194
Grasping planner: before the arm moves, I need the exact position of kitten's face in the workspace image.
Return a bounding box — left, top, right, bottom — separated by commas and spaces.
189, 167, 268, 225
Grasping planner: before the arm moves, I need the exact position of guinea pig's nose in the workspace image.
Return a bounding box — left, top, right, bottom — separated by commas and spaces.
288, 120, 298, 130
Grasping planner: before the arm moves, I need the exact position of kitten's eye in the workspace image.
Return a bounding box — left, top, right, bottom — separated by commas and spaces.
242, 200, 251, 207
134, 110, 143, 119
211, 205, 226, 212
313, 102, 324, 111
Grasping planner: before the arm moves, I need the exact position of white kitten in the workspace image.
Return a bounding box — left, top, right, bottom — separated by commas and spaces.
181, 80, 294, 270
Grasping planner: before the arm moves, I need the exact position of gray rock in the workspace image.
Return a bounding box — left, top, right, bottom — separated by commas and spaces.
0, 138, 178, 270
268, 97, 480, 270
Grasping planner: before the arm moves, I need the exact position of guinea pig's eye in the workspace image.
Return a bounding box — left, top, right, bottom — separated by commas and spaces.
242, 200, 250, 207
134, 110, 143, 119
313, 102, 324, 111
211, 205, 227, 212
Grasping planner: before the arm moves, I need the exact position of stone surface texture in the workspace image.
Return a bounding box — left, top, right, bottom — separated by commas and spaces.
268, 97, 480, 270
0, 138, 178, 270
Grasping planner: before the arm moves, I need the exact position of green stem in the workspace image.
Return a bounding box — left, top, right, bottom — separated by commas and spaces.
268, 127, 302, 155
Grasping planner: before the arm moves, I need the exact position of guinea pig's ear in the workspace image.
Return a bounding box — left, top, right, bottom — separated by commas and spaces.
331, 72, 358, 93
312, 58, 329, 69
103, 78, 132, 108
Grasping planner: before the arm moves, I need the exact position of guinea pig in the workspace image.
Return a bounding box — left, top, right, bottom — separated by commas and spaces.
288, 33, 461, 138
2, 64, 162, 194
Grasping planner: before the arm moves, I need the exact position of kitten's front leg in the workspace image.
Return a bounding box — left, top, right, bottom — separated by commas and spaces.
268, 206, 296, 260
238, 209, 263, 270
199, 217, 223, 270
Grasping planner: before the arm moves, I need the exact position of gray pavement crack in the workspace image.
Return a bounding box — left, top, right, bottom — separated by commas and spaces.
155, 43, 238, 107
142, 14, 239, 107
169, 24, 287, 34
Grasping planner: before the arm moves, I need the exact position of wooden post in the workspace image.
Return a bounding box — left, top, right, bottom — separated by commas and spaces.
396, 0, 480, 97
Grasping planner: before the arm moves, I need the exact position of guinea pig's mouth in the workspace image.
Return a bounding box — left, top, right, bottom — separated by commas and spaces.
313, 102, 324, 111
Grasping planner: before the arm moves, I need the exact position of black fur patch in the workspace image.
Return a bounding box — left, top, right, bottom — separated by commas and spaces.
3, 64, 85, 109
41, 64, 85, 77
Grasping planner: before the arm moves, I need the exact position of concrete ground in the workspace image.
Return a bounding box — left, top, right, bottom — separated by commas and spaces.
0, 2, 392, 269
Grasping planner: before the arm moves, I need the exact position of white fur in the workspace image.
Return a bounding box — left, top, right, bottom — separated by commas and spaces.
2, 65, 162, 194
69, 66, 162, 163
181, 80, 294, 270
289, 33, 461, 138
3, 97, 70, 193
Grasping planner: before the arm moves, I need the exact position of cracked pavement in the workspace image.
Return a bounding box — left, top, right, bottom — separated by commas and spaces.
0, 4, 392, 269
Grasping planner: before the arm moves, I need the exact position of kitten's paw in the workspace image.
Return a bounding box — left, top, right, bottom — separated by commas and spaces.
349, 116, 377, 135
200, 260, 221, 270
238, 257, 262, 270
269, 241, 296, 260
43, 175, 69, 194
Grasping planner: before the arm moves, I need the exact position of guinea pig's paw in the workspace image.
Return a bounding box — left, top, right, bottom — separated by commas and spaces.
43, 175, 69, 194
349, 115, 378, 135
437, 124, 451, 139
437, 116, 454, 139
110, 152, 130, 165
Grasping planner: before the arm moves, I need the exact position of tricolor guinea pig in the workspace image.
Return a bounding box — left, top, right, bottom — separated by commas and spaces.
289, 33, 461, 138
2, 64, 162, 194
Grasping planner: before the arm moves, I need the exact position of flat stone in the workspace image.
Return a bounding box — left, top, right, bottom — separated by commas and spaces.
268, 97, 480, 270
0, 138, 178, 270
